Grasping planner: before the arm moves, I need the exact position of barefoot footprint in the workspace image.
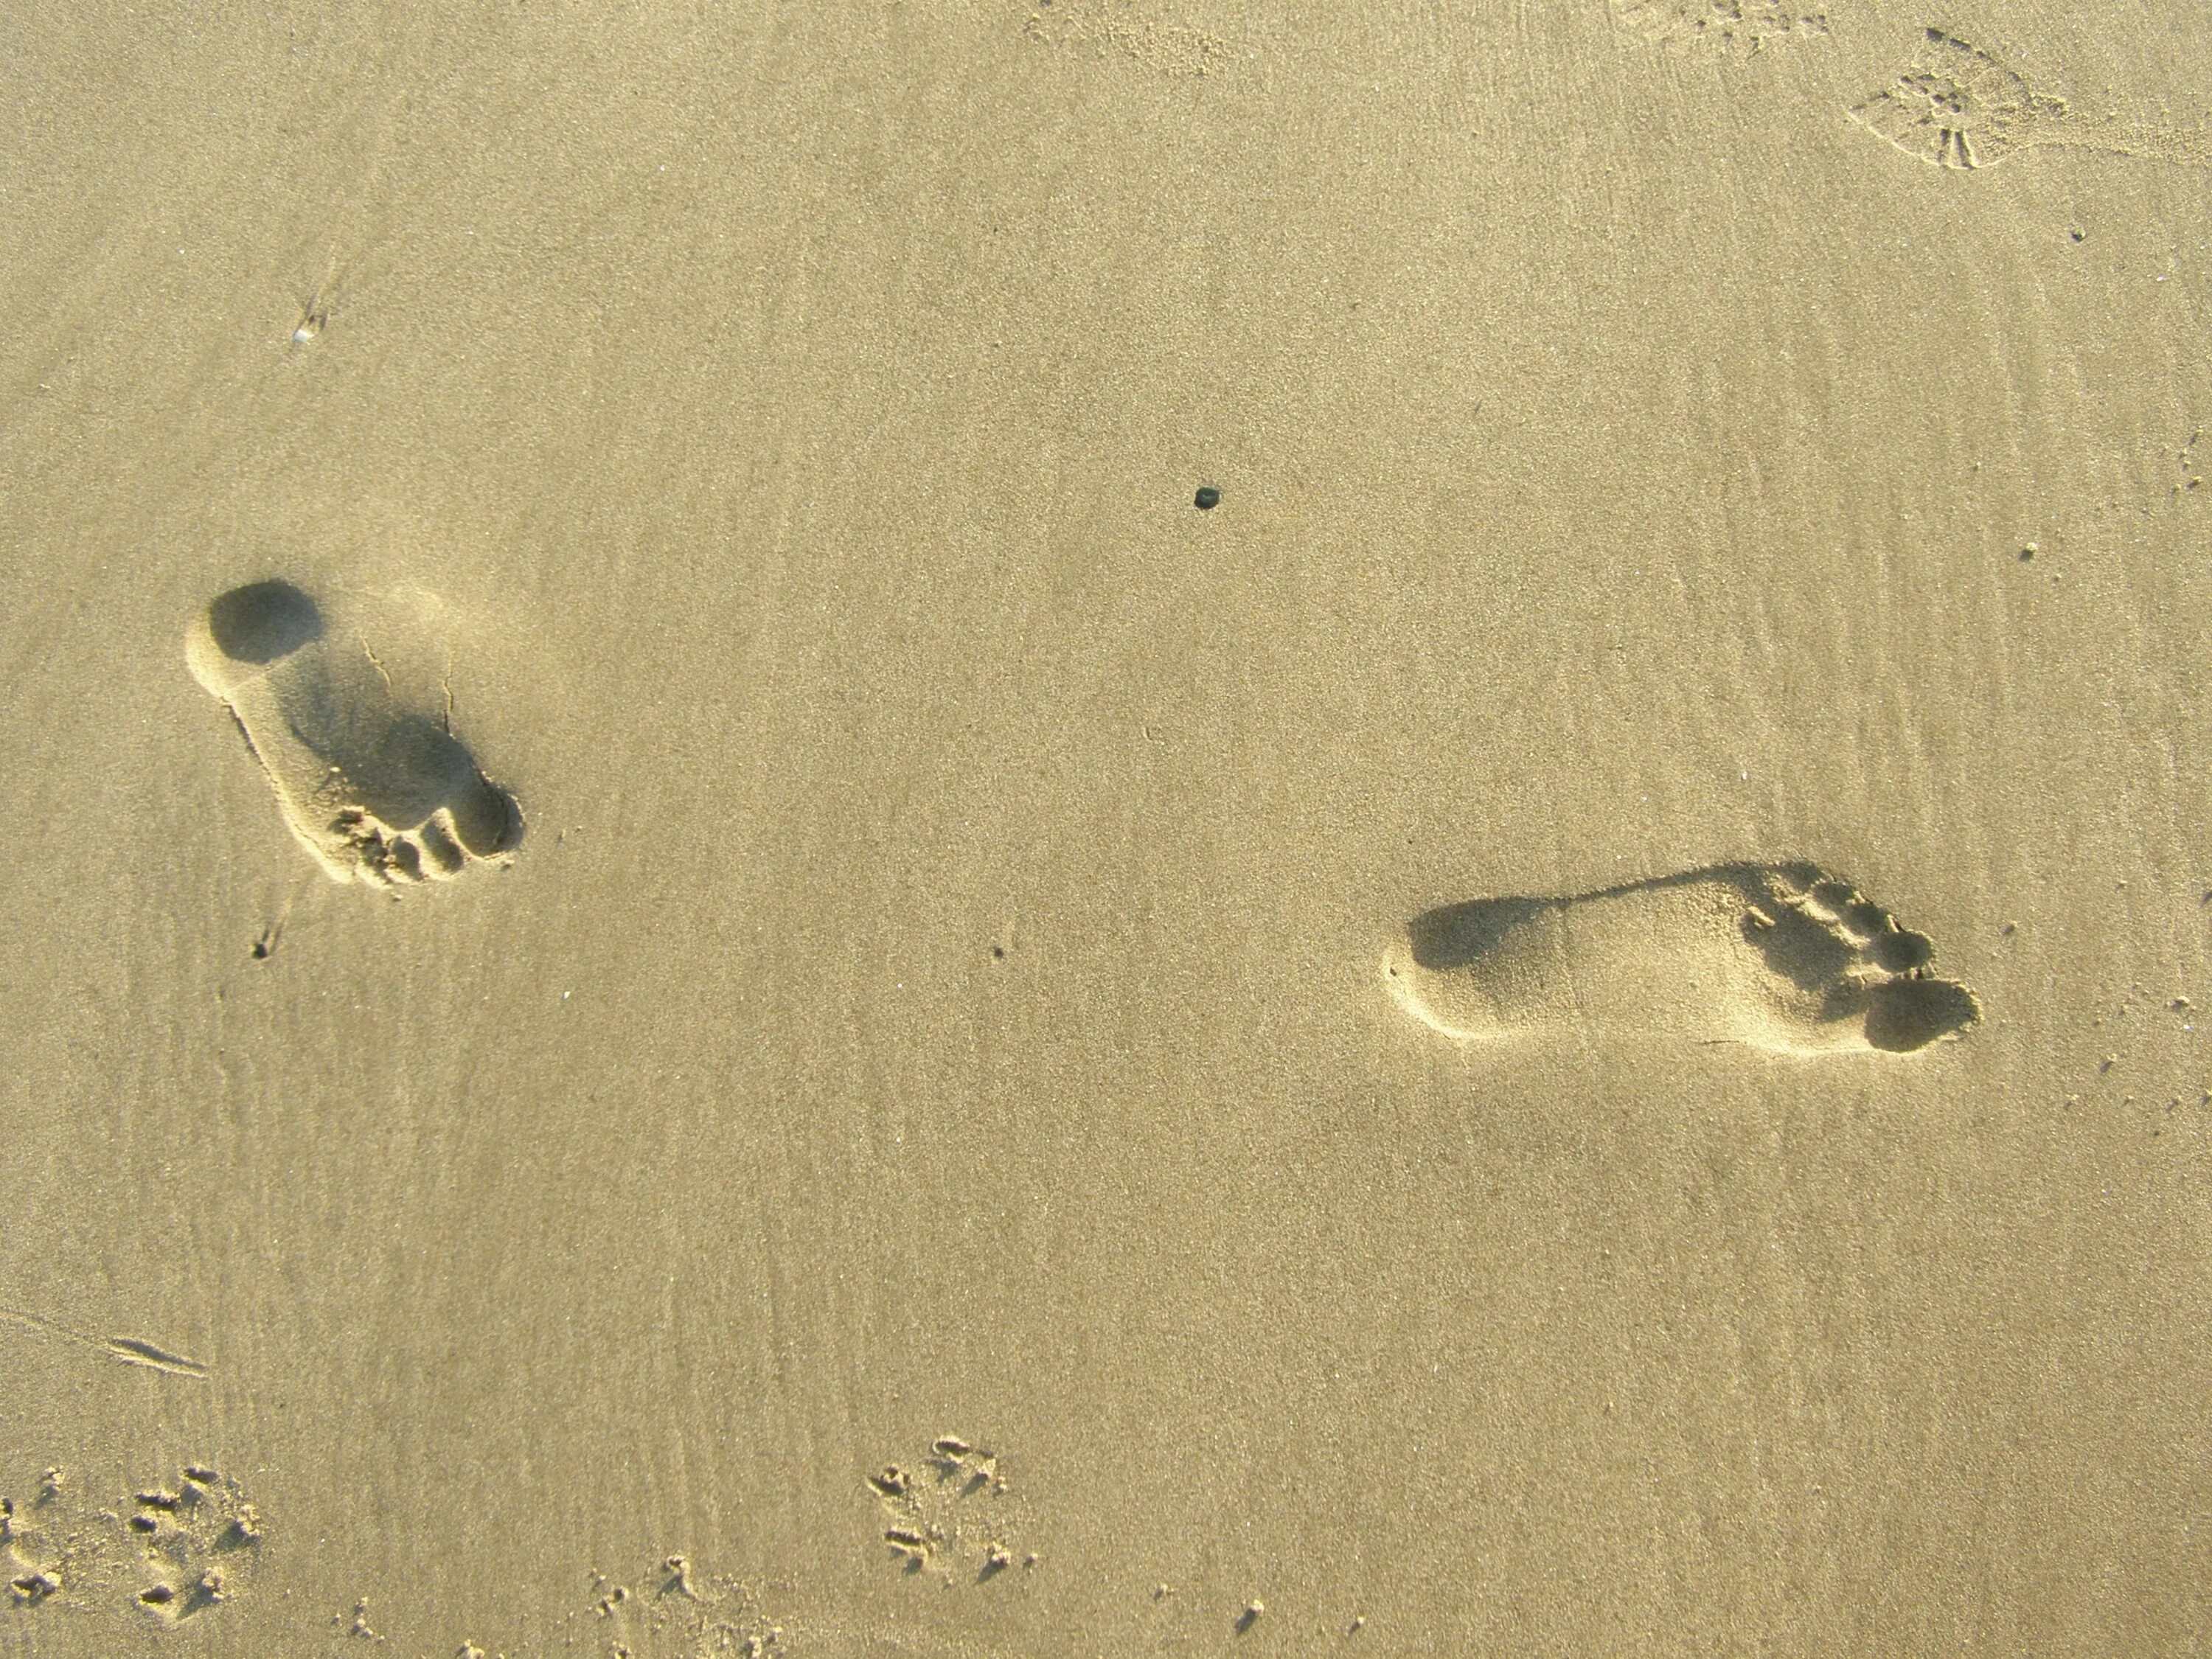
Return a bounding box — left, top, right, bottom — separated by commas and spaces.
1849, 27, 2211, 171
1383, 863, 1980, 1056
188, 580, 520, 886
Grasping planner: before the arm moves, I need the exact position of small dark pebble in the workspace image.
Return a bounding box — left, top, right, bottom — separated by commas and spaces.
1194, 486, 1220, 510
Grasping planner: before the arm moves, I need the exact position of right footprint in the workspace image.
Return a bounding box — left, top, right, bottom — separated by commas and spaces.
1384, 863, 1980, 1056
187, 580, 521, 887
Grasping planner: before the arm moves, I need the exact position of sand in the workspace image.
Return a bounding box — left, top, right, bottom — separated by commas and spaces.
2, 1, 2209, 1652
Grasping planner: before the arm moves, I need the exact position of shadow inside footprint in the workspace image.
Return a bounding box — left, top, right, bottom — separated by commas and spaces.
1865, 977, 1983, 1053
189, 578, 521, 886
318, 706, 520, 858
1405, 896, 1553, 971
1746, 900, 1860, 991
205, 579, 324, 664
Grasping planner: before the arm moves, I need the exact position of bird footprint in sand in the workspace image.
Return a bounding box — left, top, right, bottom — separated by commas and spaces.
1850, 27, 2211, 171
1383, 862, 1980, 1057
188, 580, 520, 887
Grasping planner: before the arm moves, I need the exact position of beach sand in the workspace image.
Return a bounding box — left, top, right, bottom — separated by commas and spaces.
2, 1, 2208, 1652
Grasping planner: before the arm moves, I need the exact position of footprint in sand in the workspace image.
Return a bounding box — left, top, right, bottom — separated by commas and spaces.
125, 1467, 263, 1627
1849, 27, 2211, 171
188, 579, 521, 887
3, 1480, 75, 1611
1015, 0, 1225, 78
4, 1463, 263, 1627
1610, 0, 1829, 56
867, 1436, 1029, 1585
560, 1555, 787, 1658
1383, 863, 1980, 1056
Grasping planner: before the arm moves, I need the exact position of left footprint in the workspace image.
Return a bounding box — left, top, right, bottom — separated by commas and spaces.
188, 580, 520, 886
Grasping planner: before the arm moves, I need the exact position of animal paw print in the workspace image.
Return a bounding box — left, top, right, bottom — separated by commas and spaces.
3, 1495, 63, 1608
125, 1466, 262, 1625
868, 1437, 1032, 1585
1, 1470, 108, 1613
568, 1555, 786, 1658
